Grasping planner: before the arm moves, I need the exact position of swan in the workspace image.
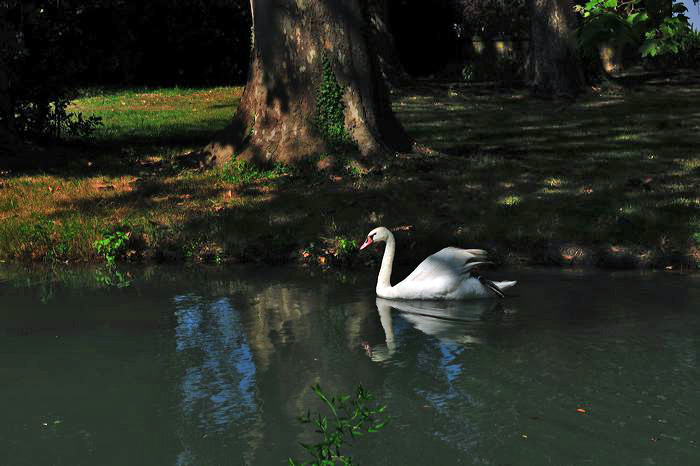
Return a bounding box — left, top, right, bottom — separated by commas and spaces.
359, 226, 516, 300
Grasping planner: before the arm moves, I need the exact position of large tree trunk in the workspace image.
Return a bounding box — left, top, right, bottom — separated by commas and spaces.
0, 55, 17, 155
527, 0, 584, 98
198, 0, 412, 167
367, 0, 406, 87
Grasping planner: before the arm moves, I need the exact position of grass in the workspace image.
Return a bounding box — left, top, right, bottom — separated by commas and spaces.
1, 71, 699, 269
73, 87, 239, 142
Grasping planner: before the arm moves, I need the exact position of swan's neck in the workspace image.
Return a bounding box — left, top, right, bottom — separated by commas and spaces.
377, 234, 395, 292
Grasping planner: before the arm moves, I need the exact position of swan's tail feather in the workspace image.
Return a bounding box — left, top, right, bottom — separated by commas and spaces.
494, 280, 517, 291
478, 276, 505, 298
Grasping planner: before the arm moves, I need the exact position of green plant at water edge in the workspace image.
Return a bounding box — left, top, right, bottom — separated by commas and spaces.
93, 231, 130, 264
334, 237, 358, 262
315, 57, 351, 147
337, 237, 357, 253
289, 384, 388, 466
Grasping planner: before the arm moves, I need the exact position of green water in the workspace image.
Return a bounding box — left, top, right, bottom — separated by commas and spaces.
0, 265, 698, 465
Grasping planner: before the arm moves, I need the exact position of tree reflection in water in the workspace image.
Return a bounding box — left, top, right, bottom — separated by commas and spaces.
174, 294, 259, 464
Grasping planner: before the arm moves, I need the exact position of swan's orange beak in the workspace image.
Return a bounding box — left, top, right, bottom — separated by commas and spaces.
359, 236, 373, 250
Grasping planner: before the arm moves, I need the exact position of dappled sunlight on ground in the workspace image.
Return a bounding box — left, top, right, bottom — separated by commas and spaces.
1, 74, 699, 268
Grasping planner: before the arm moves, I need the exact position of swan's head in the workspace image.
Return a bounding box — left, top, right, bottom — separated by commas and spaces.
359, 226, 391, 250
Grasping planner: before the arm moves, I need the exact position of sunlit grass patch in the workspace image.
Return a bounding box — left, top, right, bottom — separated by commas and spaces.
498, 195, 522, 207
675, 158, 700, 172
70, 86, 242, 142
217, 158, 292, 184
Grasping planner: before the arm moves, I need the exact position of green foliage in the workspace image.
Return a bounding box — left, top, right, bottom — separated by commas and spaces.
0, 217, 86, 263
639, 3, 691, 57
315, 57, 351, 147
692, 232, 700, 246
289, 384, 388, 466
15, 98, 103, 139
675, 28, 700, 66
218, 158, 291, 184
334, 237, 357, 262
93, 231, 130, 265
575, 0, 694, 63
335, 237, 357, 254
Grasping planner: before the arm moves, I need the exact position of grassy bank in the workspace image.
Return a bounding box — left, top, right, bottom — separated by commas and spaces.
1, 75, 699, 269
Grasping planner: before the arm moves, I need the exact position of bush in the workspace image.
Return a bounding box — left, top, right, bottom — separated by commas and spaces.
14, 98, 103, 140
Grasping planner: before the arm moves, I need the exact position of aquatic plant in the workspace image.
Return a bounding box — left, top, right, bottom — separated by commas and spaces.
289, 384, 388, 466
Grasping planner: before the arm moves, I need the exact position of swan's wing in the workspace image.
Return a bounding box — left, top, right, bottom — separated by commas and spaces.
477, 276, 505, 298
401, 247, 490, 284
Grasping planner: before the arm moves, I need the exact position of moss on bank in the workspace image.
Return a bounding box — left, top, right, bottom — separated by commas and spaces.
1, 74, 699, 270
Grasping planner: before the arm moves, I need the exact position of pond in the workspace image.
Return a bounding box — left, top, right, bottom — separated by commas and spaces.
1, 265, 699, 465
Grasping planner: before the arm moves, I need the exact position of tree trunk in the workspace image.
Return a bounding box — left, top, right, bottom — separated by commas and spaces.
367, 0, 406, 87
527, 0, 584, 98
0, 55, 17, 155
198, 0, 412, 167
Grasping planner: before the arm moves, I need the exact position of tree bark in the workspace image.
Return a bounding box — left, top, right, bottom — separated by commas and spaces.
198, 0, 412, 167
367, 0, 406, 87
527, 0, 584, 98
0, 54, 17, 155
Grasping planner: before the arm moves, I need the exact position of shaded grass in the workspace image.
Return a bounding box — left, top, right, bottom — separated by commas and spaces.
1, 73, 699, 269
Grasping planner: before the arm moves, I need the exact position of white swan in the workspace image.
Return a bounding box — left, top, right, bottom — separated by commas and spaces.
359, 226, 516, 300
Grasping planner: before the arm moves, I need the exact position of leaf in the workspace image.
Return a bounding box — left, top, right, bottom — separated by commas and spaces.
299, 442, 315, 455
672, 3, 687, 14
372, 421, 388, 430
639, 39, 659, 57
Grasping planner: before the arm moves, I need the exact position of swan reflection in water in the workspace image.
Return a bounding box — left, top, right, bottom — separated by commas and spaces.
370, 297, 517, 362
